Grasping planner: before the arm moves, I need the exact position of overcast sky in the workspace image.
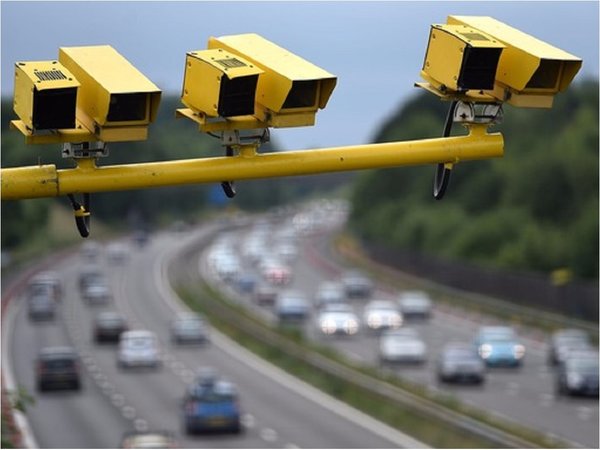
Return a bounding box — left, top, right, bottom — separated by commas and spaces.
2, 1, 598, 151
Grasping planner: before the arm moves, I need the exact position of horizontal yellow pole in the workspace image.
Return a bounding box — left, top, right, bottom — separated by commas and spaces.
1, 125, 503, 200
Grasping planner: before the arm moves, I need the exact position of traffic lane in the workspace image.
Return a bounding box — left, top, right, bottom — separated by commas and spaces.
9, 268, 131, 448
176, 242, 405, 447
294, 233, 599, 447
79, 239, 263, 449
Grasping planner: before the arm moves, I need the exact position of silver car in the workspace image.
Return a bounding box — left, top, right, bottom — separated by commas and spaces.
363, 300, 403, 332
118, 330, 161, 369
171, 314, 209, 345
317, 303, 360, 336
398, 291, 432, 319
379, 328, 427, 364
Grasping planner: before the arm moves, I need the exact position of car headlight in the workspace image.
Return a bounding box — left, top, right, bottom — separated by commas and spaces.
344, 319, 359, 335
479, 344, 493, 359
390, 313, 403, 328
320, 319, 337, 334
513, 344, 526, 359
567, 373, 583, 388
367, 314, 382, 329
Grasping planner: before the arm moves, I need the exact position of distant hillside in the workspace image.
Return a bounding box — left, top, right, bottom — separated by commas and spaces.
349, 79, 599, 280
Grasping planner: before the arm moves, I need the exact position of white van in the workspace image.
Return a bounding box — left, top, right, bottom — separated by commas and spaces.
117, 330, 160, 369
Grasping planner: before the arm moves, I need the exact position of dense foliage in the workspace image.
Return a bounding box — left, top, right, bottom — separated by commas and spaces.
349, 80, 599, 279
1, 96, 347, 249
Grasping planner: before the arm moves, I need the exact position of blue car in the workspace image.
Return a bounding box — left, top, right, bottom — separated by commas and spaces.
474, 326, 525, 367
183, 376, 242, 434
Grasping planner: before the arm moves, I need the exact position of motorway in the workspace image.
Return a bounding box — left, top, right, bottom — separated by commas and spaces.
3, 223, 422, 449
200, 206, 599, 449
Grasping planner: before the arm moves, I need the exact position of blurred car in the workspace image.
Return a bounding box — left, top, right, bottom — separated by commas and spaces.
82, 280, 112, 305
261, 259, 292, 286
80, 240, 101, 261
363, 300, 403, 332
120, 430, 177, 448
78, 265, 104, 291
28, 271, 62, 301
276, 242, 298, 264
474, 326, 525, 367
28, 293, 56, 321
548, 328, 592, 366
436, 343, 485, 384
316, 303, 360, 336
107, 242, 129, 264
171, 314, 209, 345
341, 270, 373, 298
236, 273, 258, 294
314, 281, 346, 309
118, 330, 161, 369
379, 328, 427, 364
556, 352, 599, 397
275, 290, 310, 323
254, 284, 278, 307
132, 230, 150, 248
183, 376, 242, 434
214, 255, 241, 282
36, 346, 81, 391
94, 311, 129, 343
398, 290, 432, 320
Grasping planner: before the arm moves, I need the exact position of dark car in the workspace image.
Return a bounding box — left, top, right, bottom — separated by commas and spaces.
275, 290, 310, 323
36, 347, 81, 391
556, 352, 599, 397
183, 375, 242, 434
437, 343, 485, 384
94, 311, 129, 343
254, 284, 278, 307
340, 270, 373, 298
28, 294, 56, 321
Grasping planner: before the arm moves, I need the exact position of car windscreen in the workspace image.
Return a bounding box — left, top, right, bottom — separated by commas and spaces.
124, 337, 155, 349
41, 358, 75, 369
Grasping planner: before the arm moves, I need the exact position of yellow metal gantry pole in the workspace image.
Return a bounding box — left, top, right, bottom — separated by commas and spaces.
0, 124, 502, 201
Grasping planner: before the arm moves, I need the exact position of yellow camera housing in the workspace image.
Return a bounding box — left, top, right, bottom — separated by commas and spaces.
447, 15, 582, 108
13, 60, 80, 132
208, 33, 337, 128
59, 45, 162, 141
181, 48, 263, 118
421, 24, 505, 93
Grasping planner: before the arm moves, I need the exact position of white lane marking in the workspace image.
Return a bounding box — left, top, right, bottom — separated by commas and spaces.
577, 407, 592, 421
92, 372, 107, 382
284, 444, 299, 449
241, 413, 256, 429
152, 238, 429, 449
134, 418, 149, 432
111, 393, 126, 408
260, 428, 278, 442
100, 381, 115, 394
122, 405, 137, 420
539, 393, 554, 407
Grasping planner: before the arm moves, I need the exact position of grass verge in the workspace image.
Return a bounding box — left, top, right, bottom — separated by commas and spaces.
174, 277, 569, 449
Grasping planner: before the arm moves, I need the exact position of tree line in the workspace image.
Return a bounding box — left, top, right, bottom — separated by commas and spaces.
348, 79, 599, 280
